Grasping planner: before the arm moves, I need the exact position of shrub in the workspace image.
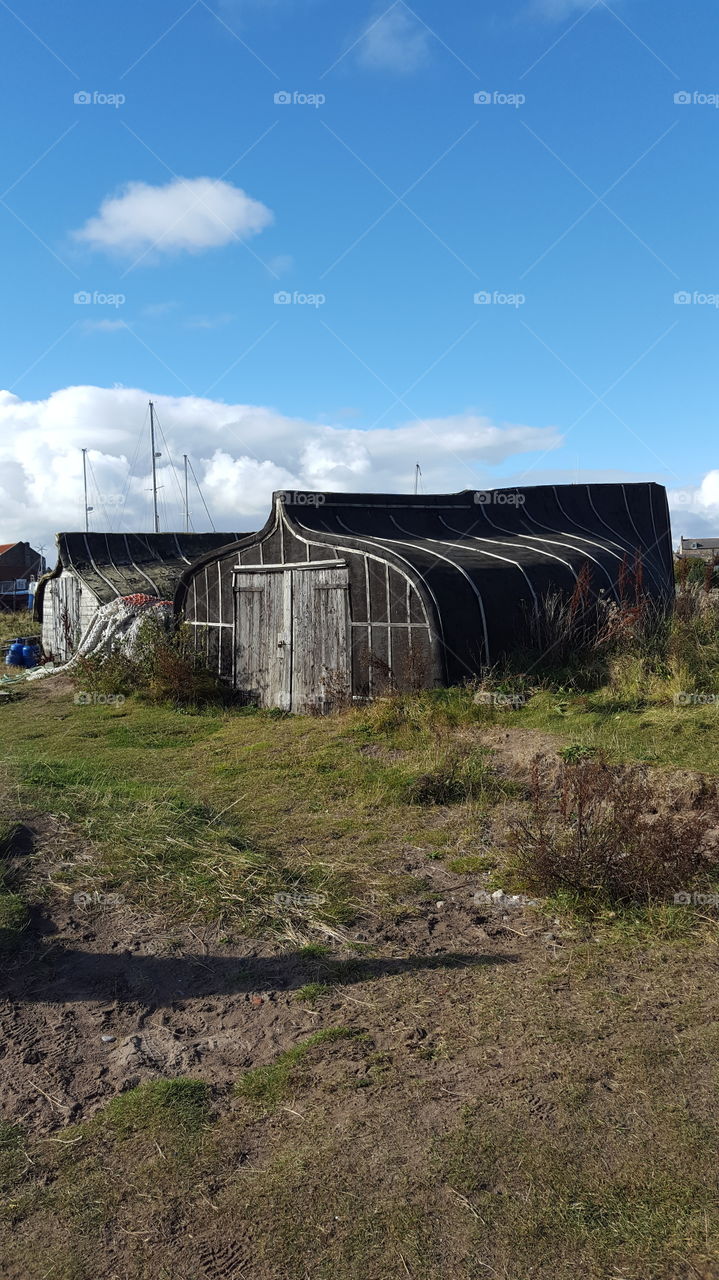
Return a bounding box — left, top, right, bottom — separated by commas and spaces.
510, 555, 676, 694
666, 584, 719, 697
74, 619, 227, 708
503, 758, 719, 906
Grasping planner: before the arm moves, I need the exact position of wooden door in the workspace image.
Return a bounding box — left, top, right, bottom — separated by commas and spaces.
53, 574, 83, 662
233, 571, 291, 709
291, 566, 350, 713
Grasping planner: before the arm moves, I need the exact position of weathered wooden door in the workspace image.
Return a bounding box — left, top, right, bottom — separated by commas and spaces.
53, 573, 83, 662
291, 565, 350, 713
233, 570, 292, 709
232, 563, 350, 711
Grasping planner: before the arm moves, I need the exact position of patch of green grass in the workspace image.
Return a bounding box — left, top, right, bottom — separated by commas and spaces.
550, 896, 712, 945
439, 1101, 719, 1277
401, 748, 515, 806
235, 1028, 358, 1108
295, 981, 334, 1002
446, 854, 498, 875
510, 688, 719, 773
0, 1122, 23, 1152
0, 685, 517, 932
16, 757, 353, 931
560, 743, 599, 764
0, 1121, 25, 1189
101, 1078, 211, 1140
0, 613, 37, 647
0, 890, 29, 945
0, 824, 30, 948
297, 943, 332, 959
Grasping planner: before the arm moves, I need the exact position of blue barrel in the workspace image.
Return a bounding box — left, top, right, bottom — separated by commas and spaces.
5, 639, 25, 666
22, 642, 39, 669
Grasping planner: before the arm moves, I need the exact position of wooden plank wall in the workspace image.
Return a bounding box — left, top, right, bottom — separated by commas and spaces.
42, 572, 98, 662
183, 521, 435, 698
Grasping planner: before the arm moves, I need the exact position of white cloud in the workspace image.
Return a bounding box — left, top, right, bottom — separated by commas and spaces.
142, 301, 180, 318
183, 314, 234, 330
267, 253, 294, 277
73, 178, 273, 259
82, 318, 128, 333
669, 471, 719, 543
356, 5, 431, 74
0, 385, 562, 550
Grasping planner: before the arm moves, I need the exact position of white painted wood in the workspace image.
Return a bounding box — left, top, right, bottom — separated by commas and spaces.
232, 561, 346, 573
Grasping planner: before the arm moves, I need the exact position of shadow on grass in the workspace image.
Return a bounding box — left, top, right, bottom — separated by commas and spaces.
1, 947, 518, 1005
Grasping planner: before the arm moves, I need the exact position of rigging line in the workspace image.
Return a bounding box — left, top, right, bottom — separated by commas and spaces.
117, 403, 150, 531
85, 454, 112, 532
187, 457, 215, 531
153, 406, 187, 526
159, 486, 169, 536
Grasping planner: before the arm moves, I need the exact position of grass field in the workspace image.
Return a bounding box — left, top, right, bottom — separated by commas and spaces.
1, 673, 719, 1279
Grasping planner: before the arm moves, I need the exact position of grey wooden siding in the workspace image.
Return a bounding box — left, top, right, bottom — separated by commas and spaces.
234, 569, 291, 709
182, 507, 436, 703
291, 565, 350, 712
42, 571, 98, 662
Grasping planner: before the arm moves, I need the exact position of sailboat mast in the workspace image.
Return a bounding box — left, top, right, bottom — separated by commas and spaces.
149, 400, 160, 534
82, 448, 92, 532
183, 454, 189, 533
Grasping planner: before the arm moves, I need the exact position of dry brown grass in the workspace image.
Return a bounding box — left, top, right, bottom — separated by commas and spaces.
503, 755, 719, 906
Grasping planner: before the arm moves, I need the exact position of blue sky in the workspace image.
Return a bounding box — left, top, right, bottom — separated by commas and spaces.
1, 0, 717, 545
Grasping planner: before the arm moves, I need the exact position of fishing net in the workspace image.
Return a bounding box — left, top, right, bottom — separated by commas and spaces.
21, 594, 174, 681
65, 593, 174, 666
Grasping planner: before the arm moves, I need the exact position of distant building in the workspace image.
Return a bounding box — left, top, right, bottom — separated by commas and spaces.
0, 542, 45, 613
676, 536, 719, 562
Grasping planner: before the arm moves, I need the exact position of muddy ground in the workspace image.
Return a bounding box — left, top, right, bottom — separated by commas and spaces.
0, 815, 532, 1136
3, 731, 718, 1139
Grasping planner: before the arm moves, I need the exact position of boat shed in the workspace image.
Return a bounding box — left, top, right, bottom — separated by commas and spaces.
174, 483, 674, 713
35, 532, 248, 662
